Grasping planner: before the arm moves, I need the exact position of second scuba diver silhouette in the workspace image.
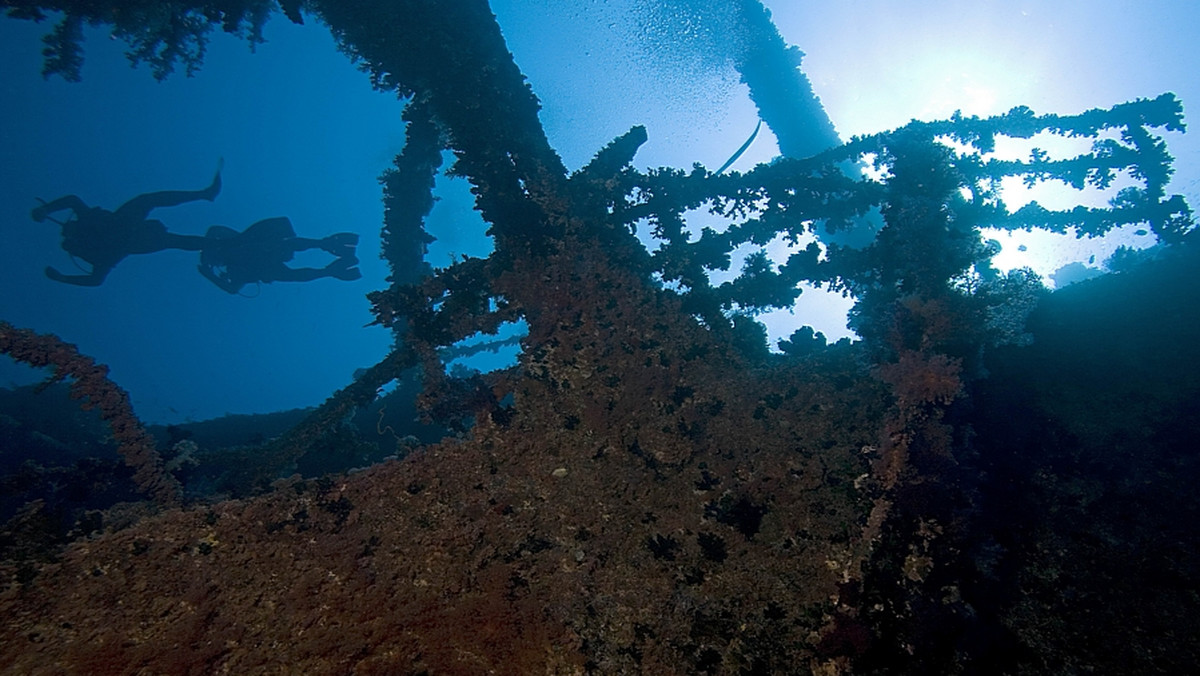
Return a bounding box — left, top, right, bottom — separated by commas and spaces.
33, 160, 361, 293
198, 218, 360, 295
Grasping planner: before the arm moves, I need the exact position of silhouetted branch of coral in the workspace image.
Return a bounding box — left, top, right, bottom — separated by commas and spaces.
2, 0, 295, 81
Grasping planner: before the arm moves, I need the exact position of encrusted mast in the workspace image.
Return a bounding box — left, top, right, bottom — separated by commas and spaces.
1, 0, 1195, 673
0, 322, 183, 506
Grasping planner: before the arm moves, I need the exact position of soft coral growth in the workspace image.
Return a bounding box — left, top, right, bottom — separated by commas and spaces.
0, 322, 181, 507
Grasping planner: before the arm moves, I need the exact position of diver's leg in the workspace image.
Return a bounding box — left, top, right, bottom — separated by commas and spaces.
115, 188, 214, 219
291, 235, 358, 262
320, 232, 359, 255
125, 222, 209, 254
160, 233, 209, 252
323, 257, 362, 281
272, 266, 327, 283
115, 190, 209, 219
287, 234, 360, 255
114, 160, 223, 219
274, 260, 361, 283
289, 237, 327, 252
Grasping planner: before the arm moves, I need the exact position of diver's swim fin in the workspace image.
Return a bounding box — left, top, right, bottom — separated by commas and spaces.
203, 157, 224, 201
325, 256, 362, 281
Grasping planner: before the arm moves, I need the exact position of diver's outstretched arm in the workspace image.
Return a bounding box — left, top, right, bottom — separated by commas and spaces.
31, 195, 88, 222
45, 265, 109, 286
115, 159, 223, 220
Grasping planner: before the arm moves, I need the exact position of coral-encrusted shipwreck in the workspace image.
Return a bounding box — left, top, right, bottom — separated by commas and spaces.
2, 1, 1198, 673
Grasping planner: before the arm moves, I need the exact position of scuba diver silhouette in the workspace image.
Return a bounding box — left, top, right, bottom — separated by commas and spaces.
197, 217, 361, 295
32, 161, 222, 286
